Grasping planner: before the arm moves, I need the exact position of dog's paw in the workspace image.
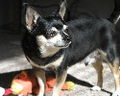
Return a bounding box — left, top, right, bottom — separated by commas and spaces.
52, 92, 64, 96
90, 86, 101, 91
37, 93, 45, 96
112, 89, 120, 96
52, 94, 60, 96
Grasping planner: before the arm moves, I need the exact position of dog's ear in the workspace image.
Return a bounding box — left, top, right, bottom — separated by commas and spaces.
58, 0, 67, 19
25, 7, 40, 30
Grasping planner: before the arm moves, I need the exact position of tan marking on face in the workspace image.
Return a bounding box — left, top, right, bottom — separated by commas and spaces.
63, 25, 69, 37
63, 25, 68, 30
51, 27, 58, 32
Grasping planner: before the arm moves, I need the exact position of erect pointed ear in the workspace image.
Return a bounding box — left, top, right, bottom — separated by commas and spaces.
58, 0, 67, 19
25, 6, 40, 30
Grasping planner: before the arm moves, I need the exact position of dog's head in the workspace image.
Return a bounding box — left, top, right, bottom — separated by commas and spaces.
25, 0, 71, 49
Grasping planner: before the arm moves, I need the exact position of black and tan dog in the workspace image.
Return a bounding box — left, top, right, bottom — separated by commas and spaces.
22, 1, 120, 96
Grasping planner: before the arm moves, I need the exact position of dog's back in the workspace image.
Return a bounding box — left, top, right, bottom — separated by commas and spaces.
62, 17, 116, 67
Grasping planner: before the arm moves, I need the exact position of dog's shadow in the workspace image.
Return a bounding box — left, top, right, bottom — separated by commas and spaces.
67, 74, 112, 95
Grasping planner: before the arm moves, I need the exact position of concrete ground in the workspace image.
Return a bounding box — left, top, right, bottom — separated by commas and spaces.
0, 30, 115, 96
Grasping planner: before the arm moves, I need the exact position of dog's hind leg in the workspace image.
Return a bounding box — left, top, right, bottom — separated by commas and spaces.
91, 58, 103, 91
35, 70, 46, 96
108, 58, 120, 96
52, 70, 67, 96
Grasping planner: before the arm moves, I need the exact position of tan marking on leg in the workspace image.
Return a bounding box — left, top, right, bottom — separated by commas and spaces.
92, 59, 103, 88
52, 70, 67, 96
108, 58, 120, 90
35, 70, 46, 96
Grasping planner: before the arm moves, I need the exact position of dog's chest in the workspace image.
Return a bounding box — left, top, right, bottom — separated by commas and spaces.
28, 55, 64, 70
45, 55, 64, 70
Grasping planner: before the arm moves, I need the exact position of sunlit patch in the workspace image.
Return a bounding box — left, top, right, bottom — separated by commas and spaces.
63, 25, 68, 30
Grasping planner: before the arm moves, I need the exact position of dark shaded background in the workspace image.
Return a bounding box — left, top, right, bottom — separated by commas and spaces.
0, 0, 119, 34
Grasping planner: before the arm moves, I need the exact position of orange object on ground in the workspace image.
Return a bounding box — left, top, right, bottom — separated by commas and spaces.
11, 71, 75, 96
11, 71, 35, 96
46, 77, 69, 92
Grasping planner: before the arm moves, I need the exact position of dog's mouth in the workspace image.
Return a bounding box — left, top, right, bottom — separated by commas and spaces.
55, 41, 71, 48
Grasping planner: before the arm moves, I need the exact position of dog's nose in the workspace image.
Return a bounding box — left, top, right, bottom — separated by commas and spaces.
62, 32, 71, 42
85, 62, 89, 66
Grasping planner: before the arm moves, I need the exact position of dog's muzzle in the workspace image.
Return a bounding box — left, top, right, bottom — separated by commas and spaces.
55, 41, 71, 48
56, 33, 71, 48
65, 41, 71, 48
66, 33, 71, 44
63, 34, 71, 48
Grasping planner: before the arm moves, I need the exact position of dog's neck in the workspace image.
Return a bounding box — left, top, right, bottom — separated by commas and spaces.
39, 45, 61, 58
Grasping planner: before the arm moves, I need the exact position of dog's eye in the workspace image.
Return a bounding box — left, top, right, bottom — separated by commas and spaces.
65, 28, 68, 33
50, 31, 57, 37
46, 31, 57, 39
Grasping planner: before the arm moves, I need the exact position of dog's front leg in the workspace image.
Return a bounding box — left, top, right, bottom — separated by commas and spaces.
52, 70, 67, 96
35, 69, 46, 96
108, 58, 120, 96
